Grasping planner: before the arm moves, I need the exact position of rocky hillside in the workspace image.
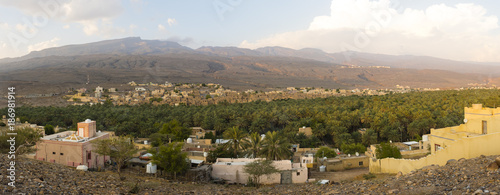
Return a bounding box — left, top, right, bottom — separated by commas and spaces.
1, 154, 499, 194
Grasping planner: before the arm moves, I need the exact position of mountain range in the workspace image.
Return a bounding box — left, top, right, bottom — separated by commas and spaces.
0, 37, 498, 95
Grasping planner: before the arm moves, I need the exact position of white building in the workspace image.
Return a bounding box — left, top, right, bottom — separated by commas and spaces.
211, 158, 308, 184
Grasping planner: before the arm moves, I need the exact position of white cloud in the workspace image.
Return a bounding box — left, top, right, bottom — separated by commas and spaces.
240, 0, 500, 62
59, 0, 123, 22
63, 24, 70, 29
129, 24, 137, 29
0, 0, 125, 37
167, 18, 177, 26
27, 37, 60, 52
79, 19, 126, 37
158, 24, 166, 31
0, 22, 10, 30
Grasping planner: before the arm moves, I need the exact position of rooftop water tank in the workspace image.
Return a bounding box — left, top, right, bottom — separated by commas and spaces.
85, 119, 91, 123
146, 162, 157, 174
187, 138, 193, 144
319, 165, 326, 172
76, 165, 88, 171
203, 152, 208, 157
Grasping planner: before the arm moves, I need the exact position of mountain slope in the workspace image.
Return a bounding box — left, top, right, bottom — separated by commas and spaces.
0, 37, 497, 96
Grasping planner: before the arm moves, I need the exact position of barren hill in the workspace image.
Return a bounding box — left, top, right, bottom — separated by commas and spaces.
1, 154, 499, 194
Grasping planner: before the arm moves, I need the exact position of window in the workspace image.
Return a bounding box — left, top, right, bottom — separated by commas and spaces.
435, 144, 442, 152
60, 153, 64, 155
52, 152, 55, 154
482, 120, 487, 134
297, 172, 300, 176
359, 161, 363, 166
87, 151, 91, 160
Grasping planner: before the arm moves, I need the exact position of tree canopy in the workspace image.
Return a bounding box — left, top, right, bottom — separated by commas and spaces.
375, 142, 402, 159
91, 136, 138, 176
243, 159, 280, 187
315, 146, 337, 158
6, 89, 500, 147
150, 142, 189, 179
44, 124, 55, 135
0, 127, 42, 155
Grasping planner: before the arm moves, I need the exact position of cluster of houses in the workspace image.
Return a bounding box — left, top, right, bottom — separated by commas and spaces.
15, 103, 500, 184
65, 81, 427, 106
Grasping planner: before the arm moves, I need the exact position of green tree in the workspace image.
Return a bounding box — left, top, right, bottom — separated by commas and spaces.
44, 124, 55, 135
222, 127, 248, 158
149, 132, 170, 147
91, 136, 138, 176
242, 132, 262, 158
315, 146, 337, 158
0, 127, 42, 155
261, 131, 292, 160
362, 129, 378, 146
375, 142, 402, 159
206, 144, 233, 163
159, 119, 190, 141
341, 143, 366, 155
243, 159, 280, 188
150, 142, 189, 179
202, 131, 216, 143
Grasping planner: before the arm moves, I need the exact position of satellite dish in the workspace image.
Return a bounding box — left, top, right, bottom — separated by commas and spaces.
464, 118, 468, 123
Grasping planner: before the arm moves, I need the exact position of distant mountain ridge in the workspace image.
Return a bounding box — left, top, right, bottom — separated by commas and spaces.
0, 37, 498, 96
1, 37, 498, 76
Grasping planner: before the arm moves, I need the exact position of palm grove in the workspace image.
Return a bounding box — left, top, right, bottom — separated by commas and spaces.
5, 89, 500, 157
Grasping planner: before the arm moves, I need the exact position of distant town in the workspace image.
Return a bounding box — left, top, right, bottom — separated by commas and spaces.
15, 81, 497, 107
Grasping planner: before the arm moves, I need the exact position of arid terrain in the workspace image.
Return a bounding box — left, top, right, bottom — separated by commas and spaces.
1, 154, 499, 194
0, 37, 497, 98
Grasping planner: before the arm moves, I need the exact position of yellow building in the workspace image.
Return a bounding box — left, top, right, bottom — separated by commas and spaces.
370, 104, 500, 174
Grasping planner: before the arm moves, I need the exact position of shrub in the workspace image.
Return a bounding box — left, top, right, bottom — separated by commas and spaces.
375, 142, 402, 159
341, 143, 366, 155
315, 146, 337, 158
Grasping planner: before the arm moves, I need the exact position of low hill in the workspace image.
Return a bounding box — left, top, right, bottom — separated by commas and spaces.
1, 154, 499, 194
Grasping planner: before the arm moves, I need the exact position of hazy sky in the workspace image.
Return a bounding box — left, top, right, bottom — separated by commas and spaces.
1, 0, 499, 62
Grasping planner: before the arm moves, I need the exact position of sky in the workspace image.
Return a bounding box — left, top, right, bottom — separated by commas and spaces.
0, 0, 500, 62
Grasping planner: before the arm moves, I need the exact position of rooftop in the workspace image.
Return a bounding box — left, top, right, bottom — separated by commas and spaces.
41, 131, 108, 143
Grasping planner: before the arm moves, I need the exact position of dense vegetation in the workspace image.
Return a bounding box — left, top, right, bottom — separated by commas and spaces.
4, 89, 500, 147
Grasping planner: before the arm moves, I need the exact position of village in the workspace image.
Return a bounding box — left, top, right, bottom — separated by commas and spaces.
49, 81, 495, 107
3, 102, 500, 186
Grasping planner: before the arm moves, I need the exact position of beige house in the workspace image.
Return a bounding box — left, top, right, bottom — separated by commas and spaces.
371, 104, 500, 174
35, 119, 109, 169
211, 158, 308, 184
190, 127, 216, 139
317, 155, 369, 172
298, 127, 313, 136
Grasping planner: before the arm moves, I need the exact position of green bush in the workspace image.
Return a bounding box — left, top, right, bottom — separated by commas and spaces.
363, 173, 376, 180
375, 142, 402, 159
341, 143, 366, 155
315, 146, 337, 158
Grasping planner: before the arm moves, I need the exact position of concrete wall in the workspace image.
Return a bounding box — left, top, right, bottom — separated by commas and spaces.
370, 132, 500, 174
320, 156, 369, 171
211, 158, 307, 184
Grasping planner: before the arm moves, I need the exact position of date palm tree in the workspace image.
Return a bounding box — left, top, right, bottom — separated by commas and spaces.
242, 132, 262, 158
261, 131, 292, 160
222, 126, 248, 158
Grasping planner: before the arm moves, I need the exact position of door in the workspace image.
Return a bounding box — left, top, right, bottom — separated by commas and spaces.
280, 170, 292, 184
482, 120, 487, 134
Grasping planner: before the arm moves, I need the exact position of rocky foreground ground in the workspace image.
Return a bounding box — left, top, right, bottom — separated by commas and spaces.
1, 154, 500, 194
